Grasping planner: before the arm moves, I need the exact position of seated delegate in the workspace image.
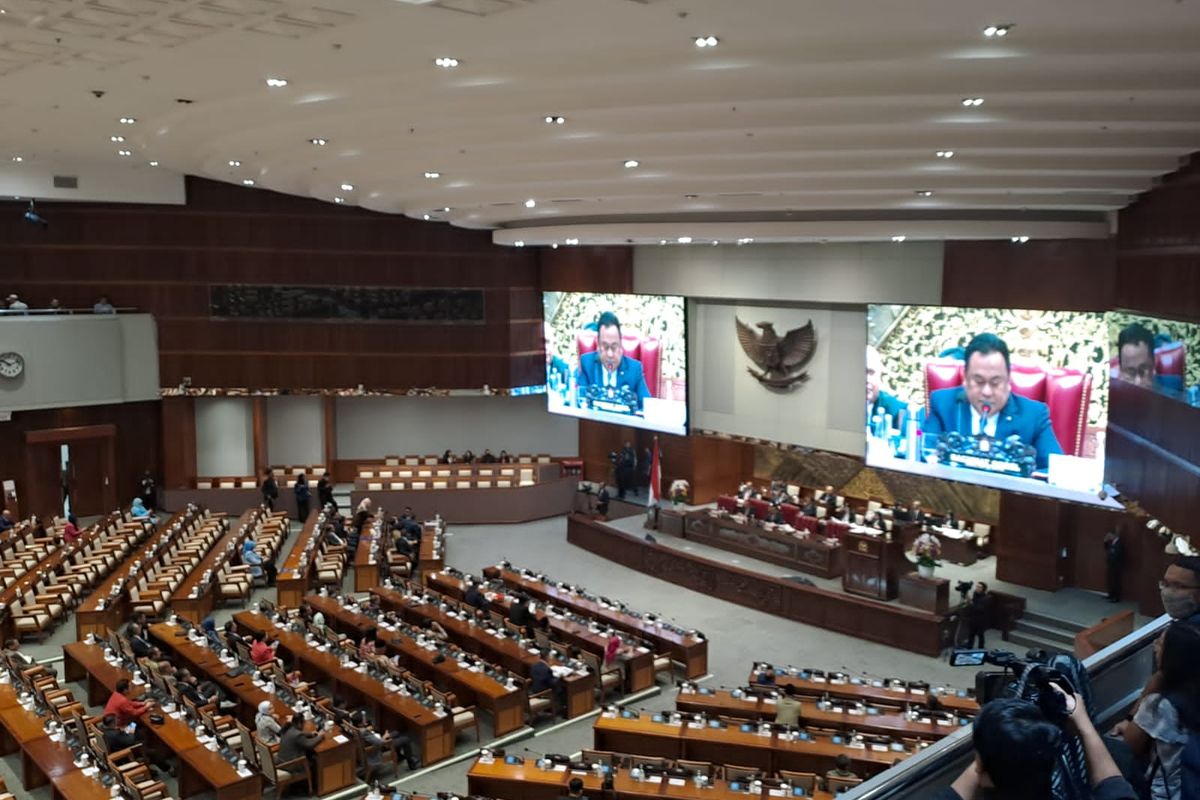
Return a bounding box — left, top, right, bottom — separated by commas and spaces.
574, 311, 650, 412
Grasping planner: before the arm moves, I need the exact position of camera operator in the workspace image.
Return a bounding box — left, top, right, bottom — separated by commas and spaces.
964, 582, 992, 649
937, 689, 1138, 800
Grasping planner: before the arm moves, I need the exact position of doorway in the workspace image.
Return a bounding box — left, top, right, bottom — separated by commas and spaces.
24, 425, 117, 519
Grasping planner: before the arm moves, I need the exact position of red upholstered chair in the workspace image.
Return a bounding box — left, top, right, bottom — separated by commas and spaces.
825, 520, 849, 540
1108, 341, 1186, 388
923, 358, 1092, 457
716, 495, 739, 513
780, 504, 800, 528
797, 515, 819, 534
576, 330, 663, 398
747, 498, 771, 520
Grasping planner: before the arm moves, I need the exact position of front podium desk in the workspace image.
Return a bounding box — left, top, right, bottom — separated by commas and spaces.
842, 529, 913, 600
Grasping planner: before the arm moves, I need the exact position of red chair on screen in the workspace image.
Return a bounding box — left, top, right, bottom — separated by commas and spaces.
780, 504, 800, 528
825, 520, 850, 540
576, 330, 663, 398
1108, 341, 1186, 388
923, 358, 1092, 457
716, 495, 739, 513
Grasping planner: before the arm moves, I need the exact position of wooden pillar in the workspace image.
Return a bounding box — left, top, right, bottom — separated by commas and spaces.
322, 396, 337, 471
160, 397, 197, 489
252, 397, 268, 475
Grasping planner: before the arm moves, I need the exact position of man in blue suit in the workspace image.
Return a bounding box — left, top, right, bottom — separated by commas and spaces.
575, 311, 651, 411
923, 333, 1063, 470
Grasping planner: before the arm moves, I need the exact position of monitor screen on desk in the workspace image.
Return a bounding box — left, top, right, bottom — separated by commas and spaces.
865, 305, 1115, 507
543, 291, 688, 435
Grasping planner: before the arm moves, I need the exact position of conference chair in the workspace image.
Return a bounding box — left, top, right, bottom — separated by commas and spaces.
631, 756, 669, 771
674, 759, 716, 779
826, 775, 863, 793
581, 749, 617, 769
385, 458, 400, 466
525, 678, 556, 724
580, 650, 622, 701
254, 734, 313, 799
652, 650, 676, 685
723, 765, 762, 783
778, 770, 818, 793
429, 686, 480, 742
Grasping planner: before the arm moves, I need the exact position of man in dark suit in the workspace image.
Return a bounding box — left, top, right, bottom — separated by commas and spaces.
866, 345, 907, 430
922, 333, 1063, 470
575, 311, 650, 411
1115, 322, 1157, 390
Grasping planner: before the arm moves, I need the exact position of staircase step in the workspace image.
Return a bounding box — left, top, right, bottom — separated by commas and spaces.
1021, 610, 1087, 633
1012, 620, 1077, 646
1007, 631, 1073, 656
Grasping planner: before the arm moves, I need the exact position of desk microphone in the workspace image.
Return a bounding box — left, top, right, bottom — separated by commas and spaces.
980, 404, 991, 420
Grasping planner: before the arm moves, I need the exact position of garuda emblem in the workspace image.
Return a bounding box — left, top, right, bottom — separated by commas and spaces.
735, 318, 817, 390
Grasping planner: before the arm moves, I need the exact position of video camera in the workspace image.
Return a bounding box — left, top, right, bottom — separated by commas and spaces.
950, 648, 1076, 722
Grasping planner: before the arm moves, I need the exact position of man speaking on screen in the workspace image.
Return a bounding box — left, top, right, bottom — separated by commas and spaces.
922, 332, 1063, 470
576, 311, 651, 411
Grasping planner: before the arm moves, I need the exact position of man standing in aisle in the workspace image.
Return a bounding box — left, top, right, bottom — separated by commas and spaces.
616, 442, 636, 500
260, 469, 279, 511
294, 472, 311, 523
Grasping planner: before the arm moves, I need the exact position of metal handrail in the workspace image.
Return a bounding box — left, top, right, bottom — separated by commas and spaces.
844, 615, 1171, 800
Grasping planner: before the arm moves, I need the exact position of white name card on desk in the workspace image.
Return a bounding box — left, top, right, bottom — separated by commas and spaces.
645, 775, 662, 784
334, 734, 350, 744
871, 744, 888, 752
669, 779, 688, 787
762, 697, 776, 705
552, 764, 568, 772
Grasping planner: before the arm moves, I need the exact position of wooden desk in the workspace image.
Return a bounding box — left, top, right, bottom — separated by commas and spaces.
305, 595, 529, 736
467, 758, 836, 800
147, 621, 357, 795
898, 524, 982, 567
170, 509, 256, 623
683, 512, 843, 579
233, 610, 455, 766
411, 574, 655, 693
491, 568, 709, 678
368, 586, 596, 719
61, 643, 263, 800
276, 509, 323, 608
567, 515, 951, 657
593, 714, 902, 778
751, 670, 979, 716
418, 522, 446, 574
673, 687, 965, 740
0, 685, 109, 797
352, 516, 384, 592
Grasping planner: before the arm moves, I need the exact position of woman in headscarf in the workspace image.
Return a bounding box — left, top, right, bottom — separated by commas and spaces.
130, 498, 151, 519
255, 700, 282, 744
242, 537, 264, 581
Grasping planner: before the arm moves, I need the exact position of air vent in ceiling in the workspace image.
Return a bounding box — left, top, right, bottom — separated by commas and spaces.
550, 198, 583, 203
53, 175, 78, 189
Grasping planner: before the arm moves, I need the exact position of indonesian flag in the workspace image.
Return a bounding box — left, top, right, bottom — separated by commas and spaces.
648, 437, 662, 507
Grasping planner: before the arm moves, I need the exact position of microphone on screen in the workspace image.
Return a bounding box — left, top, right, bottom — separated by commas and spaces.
980, 403, 991, 419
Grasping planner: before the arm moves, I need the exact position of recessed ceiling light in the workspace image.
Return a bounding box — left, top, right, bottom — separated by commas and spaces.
524, 199, 536, 208
711, 240, 720, 246
1011, 235, 1030, 243
935, 150, 955, 159
659, 240, 668, 245
513, 241, 525, 248
891, 235, 907, 243
228, 159, 241, 167
623, 159, 640, 169
694, 35, 719, 48
309, 138, 327, 146
265, 77, 289, 88
422, 214, 431, 220
915, 190, 934, 197
110, 135, 125, 142
148, 160, 159, 167
677, 236, 693, 244
551, 243, 559, 249
565, 238, 579, 246
736, 238, 754, 245
340, 183, 354, 191
117, 150, 132, 157
961, 97, 985, 107
334, 197, 345, 204
983, 24, 1012, 38
118, 117, 136, 125
242, 179, 255, 186
544, 115, 565, 125
11, 155, 22, 162
434, 57, 460, 68
424, 171, 441, 179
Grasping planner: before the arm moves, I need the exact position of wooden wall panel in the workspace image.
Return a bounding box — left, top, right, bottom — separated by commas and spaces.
942, 239, 1115, 311
539, 246, 634, 293
0, 178, 542, 391
160, 397, 196, 490
0, 401, 160, 518
995, 492, 1066, 591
